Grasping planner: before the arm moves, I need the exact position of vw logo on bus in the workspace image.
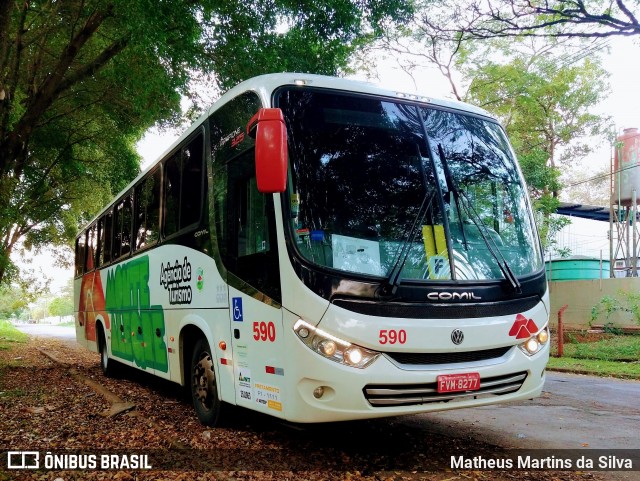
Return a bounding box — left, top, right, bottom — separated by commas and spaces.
451, 329, 464, 345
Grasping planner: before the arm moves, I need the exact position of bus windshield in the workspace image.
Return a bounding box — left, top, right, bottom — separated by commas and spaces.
278, 89, 543, 282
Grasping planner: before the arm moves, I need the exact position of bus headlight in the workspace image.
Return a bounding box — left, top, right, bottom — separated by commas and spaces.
294, 319, 379, 369
518, 324, 550, 356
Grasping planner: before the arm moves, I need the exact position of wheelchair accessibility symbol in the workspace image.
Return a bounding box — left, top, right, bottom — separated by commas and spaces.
232, 297, 243, 322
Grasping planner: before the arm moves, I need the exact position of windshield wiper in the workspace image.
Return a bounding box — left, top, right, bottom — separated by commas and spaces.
437, 144, 469, 251
378, 191, 434, 298
437, 144, 522, 293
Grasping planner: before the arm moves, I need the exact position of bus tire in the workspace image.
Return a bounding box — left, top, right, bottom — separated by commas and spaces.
190, 338, 224, 426
98, 326, 117, 377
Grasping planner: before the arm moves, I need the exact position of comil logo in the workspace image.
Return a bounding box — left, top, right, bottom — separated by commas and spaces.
509, 314, 538, 339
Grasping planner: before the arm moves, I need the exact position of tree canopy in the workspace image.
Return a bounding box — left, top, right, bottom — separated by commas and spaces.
369, 14, 613, 251
0, 0, 412, 287
462, 43, 611, 251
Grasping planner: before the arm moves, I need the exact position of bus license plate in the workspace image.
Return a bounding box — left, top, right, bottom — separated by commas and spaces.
437, 373, 481, 393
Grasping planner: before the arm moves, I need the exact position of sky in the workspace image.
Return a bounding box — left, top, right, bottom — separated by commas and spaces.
18, 35, 640, 292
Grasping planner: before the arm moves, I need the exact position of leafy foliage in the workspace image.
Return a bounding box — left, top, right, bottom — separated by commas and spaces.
372, 25, 612, 253
591, 291, 640, 326
458, 41, 610, 253
49, 296, 74, 317
0, 0, 412, 287
0, 287, 29, 319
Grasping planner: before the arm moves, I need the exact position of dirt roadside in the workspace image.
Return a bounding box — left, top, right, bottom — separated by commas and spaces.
0, 338, 611, 481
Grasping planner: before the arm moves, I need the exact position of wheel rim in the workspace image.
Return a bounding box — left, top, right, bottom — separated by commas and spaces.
193, 351, 215, 411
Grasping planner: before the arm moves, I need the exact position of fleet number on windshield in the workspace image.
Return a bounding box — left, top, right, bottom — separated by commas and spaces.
378, 329, 407, 345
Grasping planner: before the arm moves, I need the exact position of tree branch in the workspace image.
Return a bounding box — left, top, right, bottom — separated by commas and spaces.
5, 4, 116, 178
430, 0, 640, 40
54, 37, 128, 96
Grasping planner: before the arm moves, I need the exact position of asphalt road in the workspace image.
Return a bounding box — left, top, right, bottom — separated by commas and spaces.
417, 371, 640, 451
16, 323, 640, 479
15, 322, 77, 343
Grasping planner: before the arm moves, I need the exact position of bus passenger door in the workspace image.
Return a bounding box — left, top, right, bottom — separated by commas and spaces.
225, 171, 284, 416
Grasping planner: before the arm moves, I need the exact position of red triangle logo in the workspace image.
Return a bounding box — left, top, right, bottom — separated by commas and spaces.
509, 314, 538, 339
509, 314, 528, 337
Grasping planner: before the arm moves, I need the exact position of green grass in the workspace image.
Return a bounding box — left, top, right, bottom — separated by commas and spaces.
0, 388, 26, 398
549, 334, 640, 379
0, 320, 29, 370
558, 334, 640, 362
547, 356, 640, 379
0, 319, 29, 347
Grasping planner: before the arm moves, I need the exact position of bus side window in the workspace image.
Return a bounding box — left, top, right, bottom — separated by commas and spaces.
208, 91, 280, 301
113, 192, 133, 260
120, 194, 133, 257
181, 134, 204, 227
97, 211, 113, 267
135, 167, 161, 250
75, 233, 86, 277
164, 152, 181, 237
86, 224, 97, 271
236, 176, 269, 256
163, 132, 204, 238
227, 152, 281, 302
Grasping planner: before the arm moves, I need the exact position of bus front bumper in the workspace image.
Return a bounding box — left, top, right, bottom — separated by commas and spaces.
283, 340, 548, 423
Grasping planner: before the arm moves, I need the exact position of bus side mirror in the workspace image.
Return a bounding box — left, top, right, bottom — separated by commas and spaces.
247, 108, 288, 193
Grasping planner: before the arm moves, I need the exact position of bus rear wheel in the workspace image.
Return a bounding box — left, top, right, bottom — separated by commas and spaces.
190, 338, 223, 426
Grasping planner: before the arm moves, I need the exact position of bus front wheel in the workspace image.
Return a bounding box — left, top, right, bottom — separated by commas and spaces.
98, 327, 116, 377
190, 338, 223, 426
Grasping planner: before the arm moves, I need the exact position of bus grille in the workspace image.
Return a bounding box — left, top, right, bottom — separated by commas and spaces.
385, 346, 512, 366
363, 371, 527, 407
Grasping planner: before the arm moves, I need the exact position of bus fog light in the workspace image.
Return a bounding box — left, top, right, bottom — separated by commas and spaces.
313, 386, 325, 399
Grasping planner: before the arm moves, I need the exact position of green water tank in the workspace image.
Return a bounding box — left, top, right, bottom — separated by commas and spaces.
545, 257, 611, 281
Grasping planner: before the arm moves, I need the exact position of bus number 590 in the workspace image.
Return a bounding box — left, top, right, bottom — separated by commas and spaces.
379, 329, 407, 345
253, 321, 276, 342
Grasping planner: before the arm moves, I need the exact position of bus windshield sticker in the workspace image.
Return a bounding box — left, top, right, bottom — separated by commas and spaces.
332, 234, 382, 276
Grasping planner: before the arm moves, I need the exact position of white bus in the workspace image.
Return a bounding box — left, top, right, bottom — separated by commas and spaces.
74, 73, 550, 426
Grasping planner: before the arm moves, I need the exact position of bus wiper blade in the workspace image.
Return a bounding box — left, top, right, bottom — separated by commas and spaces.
437, 144, 521, 293
378, 192, 434, 298
437, 144, 468, 250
